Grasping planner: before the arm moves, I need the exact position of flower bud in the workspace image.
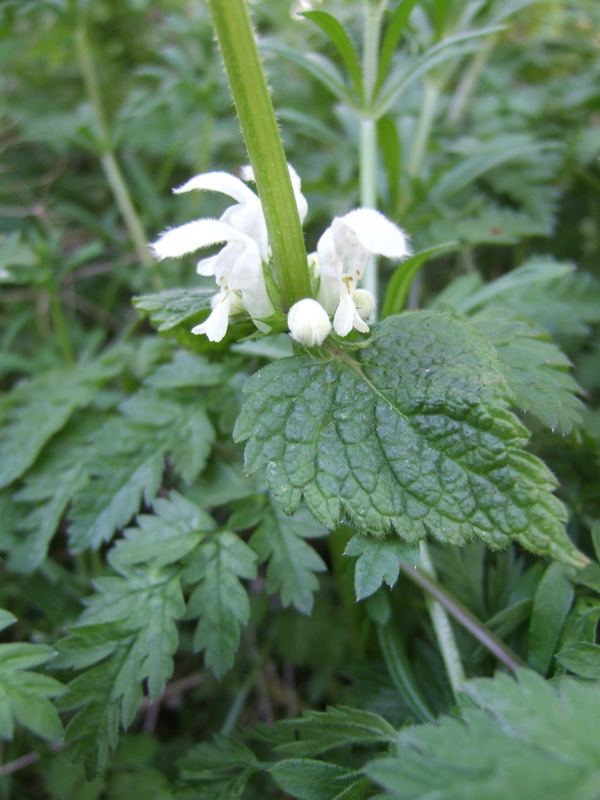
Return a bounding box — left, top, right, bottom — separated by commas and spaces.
352, 288, 375, 321
287, 299, 331, 347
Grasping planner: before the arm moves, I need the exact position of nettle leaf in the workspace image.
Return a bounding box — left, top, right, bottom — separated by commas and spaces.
344, 535, 419, 601
472, 311, 584, 434
250, 505, 327, 614
366, 670, 600, 800
235, 312, 582, 566
0, 610, 64, 742
185, 531, 258, 678
133, 287, 213, 332
69, 392, 215, 550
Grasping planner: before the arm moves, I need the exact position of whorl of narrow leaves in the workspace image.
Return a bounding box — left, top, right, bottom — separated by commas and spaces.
234, 311, 583, 566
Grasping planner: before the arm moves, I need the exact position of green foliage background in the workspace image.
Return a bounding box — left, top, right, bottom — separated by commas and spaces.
0, 0, 599, 797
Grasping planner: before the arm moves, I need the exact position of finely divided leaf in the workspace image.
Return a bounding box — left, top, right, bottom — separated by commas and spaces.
235, 312, 581, 565
250, 505, 327, 614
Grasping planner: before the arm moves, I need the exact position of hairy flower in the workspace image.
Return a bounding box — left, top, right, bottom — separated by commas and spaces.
150, 166, 307, 341
287, 298, 331, 346
316, 208, 410, 336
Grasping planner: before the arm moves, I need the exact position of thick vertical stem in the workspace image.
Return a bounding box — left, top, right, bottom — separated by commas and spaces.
208, 0, 311, 309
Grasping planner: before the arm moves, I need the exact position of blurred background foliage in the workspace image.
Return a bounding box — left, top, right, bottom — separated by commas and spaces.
0, 0, 599, 797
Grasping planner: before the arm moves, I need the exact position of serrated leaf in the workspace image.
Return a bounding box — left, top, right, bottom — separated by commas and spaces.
0, 358, 122, 489
250, 505, 327, 614
344, 535, 418, 601
276, 706, 396, 758
0, 611, 64, 742
178, 736, 261, 800
472, 311, 584, 434
235, 311, 581, 566
186, 531, 257, 678
133, 287, 213, 332
556, 643, 600, 680
367, 670, 600, 800
68, 394, 214, 550
271, 759, 362, 800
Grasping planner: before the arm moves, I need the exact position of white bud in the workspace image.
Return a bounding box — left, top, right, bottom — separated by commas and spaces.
352, 289, 375, 321
287, 299, 331, 347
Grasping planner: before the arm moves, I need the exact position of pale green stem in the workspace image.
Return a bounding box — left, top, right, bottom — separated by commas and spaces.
208, 0, 311, 309
359, 2, 386, 310
419, 542, 466, 697
407, 79, 439, 178
447, 36, 496, 125
74, 26, 154, 274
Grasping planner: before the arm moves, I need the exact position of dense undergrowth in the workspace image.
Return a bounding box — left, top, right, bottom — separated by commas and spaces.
1, 1, 599, 798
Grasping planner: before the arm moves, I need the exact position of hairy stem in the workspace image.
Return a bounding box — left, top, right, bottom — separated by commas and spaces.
399, 554, 524, 675
208, 0, 311, 309
74, 25, 155, 275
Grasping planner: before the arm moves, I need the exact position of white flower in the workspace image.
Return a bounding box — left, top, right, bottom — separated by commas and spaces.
150, 165, 307, 341
287, 298, 331, 346
316, 208, 410, 336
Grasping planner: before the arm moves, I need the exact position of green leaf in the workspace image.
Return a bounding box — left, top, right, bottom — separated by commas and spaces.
472, 311, 584, 434
133, 287, 213, 332
0, 358, 122, 489
344, 534, 418, 601
250, 505, 327, 614
178, 736, 261, 799
186, 531, 257, 678
376, 0, 421, 89
301, 11, 363, 96
0, 611, 64, 742
262, 41, 351, 104
528, 562, 574, 675
68, 393, 214, 550
235, 311, 581, 566
381, 243, 456, 318
377, 114, 402, 211
145, 350, 226, 389
271, 758, 364, 800
366, 670, 600, 800
556, 643, 600, 680
276, 706, 397, 758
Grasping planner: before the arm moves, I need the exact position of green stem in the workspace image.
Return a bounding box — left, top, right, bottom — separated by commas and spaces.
359, 2, 385, 309
208, 0, 311, 309
74, 25, 155, 275
446, 36, 496, 125
407, 79, 439, 178
49, 286, 74, 365
418, 543, 465, 697
399, 552, 524, 675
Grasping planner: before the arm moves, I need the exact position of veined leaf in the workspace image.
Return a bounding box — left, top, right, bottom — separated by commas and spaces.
366, 670, 600, 800
185, 531, 257, 678
250, 505, 327, 614
472, 311, 584, 434
344, 534, 419, 601
133, 287, 213, 332
235, 312, 583, 566
0, 610, 64, 742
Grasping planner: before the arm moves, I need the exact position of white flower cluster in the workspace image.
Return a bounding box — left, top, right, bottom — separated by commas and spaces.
151, 166, 410, 346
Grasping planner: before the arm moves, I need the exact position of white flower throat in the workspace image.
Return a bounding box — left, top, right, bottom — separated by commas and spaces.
151, 166, 410, 344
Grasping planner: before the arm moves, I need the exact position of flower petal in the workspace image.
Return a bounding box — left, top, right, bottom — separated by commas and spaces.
191, 293, 231, 342
173, 171, 258, 206
240, 163, 308, 223
339, 209, 410, 259
333, 289, 356, 336
150, 219, 257, 260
